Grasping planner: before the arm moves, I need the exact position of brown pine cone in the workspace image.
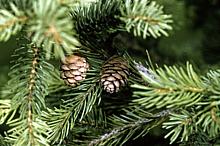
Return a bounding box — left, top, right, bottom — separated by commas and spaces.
60, 55, 89, 87
101, 56, 129, 93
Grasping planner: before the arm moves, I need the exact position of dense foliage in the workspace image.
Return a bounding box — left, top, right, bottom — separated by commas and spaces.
0, 0, 220, 146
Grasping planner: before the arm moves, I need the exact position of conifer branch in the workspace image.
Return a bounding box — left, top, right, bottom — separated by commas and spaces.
58, 107, 106, 145
211, 106, 220, 124
27, 46, 39, 145
0, 135, 10, 146
89, 108, 171, 146
3, 42, 53, 145
0, 99, 11, 124
71, 0, 121, 56
41, 108, 73, 145
132, 62, 220, 144
120, 0, 172, 38
39, 47, 106, 144
58, 0, 97, 7
42, 75, 102, 144
132, 62, 206, 109
29, 0, 80, 59
0, 0, 33, 10
0, 3, 27, 41
2, 0, 219, 145
42, 84, 102, 144
0, 0, 81, 59
89, 119, 153, 146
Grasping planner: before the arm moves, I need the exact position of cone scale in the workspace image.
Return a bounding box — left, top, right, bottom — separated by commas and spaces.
101, 56, 129, 93
60, 55, 89, 87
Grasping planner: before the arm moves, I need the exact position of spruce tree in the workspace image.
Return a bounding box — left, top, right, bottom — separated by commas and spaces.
0, 0, 220, 146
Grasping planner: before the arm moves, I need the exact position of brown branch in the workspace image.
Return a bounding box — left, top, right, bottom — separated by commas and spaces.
155, 86, 204, 94
45, 24, 63, 44
89, 109, 171, 146
211, 106, 220, 125
127, 15, 160, 24
27, 46, 40, 145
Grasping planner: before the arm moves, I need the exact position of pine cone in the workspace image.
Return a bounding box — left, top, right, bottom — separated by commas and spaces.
60, 55, 89, 87
101, 56, 129, 93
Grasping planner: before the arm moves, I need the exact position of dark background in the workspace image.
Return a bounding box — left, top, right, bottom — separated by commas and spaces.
0, 0, 220, 145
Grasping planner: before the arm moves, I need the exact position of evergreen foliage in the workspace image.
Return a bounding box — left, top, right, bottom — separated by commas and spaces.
0, 0, 219, 146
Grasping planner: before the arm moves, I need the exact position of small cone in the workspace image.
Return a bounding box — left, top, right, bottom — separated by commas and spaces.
101, 56, 129, 93
60, 55, 89, 87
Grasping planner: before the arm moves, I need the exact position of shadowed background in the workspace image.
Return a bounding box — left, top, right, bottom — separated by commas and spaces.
0, 0, 220, 145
